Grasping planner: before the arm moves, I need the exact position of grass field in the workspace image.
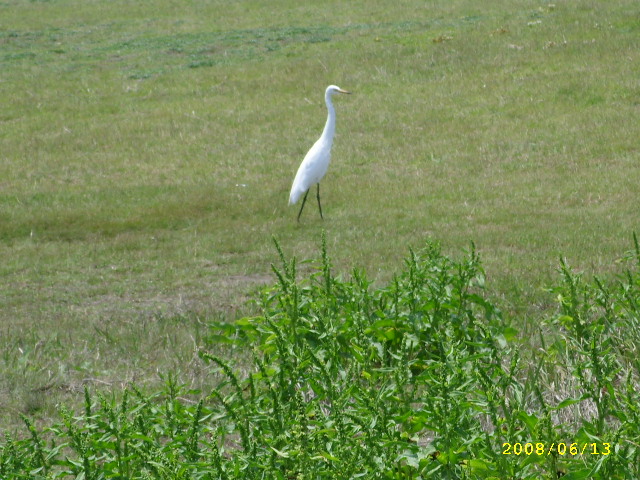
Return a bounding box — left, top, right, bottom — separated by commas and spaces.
1, 0, 639, 458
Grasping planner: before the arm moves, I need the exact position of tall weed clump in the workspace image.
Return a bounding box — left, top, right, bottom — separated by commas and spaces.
211, 235, 514, 479
1, 234, 639, 479
542, 234, 640, 478
197, 234, 639, 478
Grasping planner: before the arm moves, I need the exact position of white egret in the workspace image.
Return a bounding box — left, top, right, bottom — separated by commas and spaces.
289, 85, 351, 222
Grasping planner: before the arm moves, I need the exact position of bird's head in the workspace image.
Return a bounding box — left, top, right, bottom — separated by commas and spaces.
326, 85, 351, 95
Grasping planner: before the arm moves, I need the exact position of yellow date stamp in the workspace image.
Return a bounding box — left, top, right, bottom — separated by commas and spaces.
502, 442, 611, 456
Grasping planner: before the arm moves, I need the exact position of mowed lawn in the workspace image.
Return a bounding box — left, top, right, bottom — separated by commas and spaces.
1, 0, 639, 426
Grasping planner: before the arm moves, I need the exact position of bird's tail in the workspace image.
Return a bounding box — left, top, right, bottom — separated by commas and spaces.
289, 186, 303, 205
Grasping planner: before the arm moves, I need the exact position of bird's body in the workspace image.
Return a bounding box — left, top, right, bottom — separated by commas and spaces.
289, 85, 350, 221
289, 137, 332, 205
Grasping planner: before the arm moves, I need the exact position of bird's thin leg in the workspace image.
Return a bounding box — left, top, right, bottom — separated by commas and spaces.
316, 183, 323, 220
297, 190, 310, 222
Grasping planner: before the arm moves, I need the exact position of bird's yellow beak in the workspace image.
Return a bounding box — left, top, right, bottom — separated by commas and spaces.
338, 88, 351, 94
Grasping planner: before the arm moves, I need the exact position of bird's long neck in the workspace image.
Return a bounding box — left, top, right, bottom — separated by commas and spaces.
320, 91, 336, 143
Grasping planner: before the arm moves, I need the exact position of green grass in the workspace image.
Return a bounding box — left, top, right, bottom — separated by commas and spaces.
1, 0, 639, 448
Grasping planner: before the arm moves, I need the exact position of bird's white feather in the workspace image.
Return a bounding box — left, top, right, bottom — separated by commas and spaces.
288, 85, 348, 208
289, 138, 331, 205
